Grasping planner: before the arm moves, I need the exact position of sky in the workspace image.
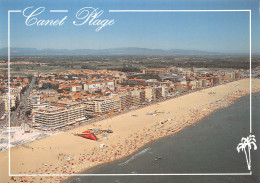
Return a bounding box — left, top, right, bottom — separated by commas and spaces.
0, 0, 259, 54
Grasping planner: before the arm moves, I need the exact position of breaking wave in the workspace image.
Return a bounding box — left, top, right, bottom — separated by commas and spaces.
118, 147, 151, 166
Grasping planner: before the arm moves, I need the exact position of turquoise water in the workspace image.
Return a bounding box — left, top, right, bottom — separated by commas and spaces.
65, 93, 260, 183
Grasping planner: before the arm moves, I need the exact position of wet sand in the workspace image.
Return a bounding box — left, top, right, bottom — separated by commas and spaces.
0, 78, 260, 183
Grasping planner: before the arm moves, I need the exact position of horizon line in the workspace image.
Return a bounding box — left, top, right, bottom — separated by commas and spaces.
0, 46, 255, 55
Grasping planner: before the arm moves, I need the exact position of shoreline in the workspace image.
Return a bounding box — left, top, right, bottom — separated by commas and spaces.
64, 90, 257, 183
1, 78, 260, 183
65, 109, 213, 180
69, 89, 257, 174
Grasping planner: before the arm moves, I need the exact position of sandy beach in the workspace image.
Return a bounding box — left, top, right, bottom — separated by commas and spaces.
0, 78, 260, 183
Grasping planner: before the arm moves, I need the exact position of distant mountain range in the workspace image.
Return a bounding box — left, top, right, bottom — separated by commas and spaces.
0, 47, 223, 56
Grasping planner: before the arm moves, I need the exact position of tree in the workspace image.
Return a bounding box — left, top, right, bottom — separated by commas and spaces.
58, 96, 65, 100
10, 106, 16, 112
237, 134, 257, 170
21, 86, 27, 94
25, 110, 31, 117
95, 89, 103, 95
121, 66, 140, 72
81, 65, 89, 69
0, 88, 5, 94
28, 75, 33, 82
15, 96, 20, 108
86, 115, 94, 119
40, 83, 59, 90
57, 89, 64, 93
64, 87, 70, 92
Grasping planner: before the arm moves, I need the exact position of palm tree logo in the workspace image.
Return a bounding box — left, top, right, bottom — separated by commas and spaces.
237, 134, 257, 170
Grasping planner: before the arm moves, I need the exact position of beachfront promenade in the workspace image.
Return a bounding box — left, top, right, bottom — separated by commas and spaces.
0, 78, 260, 183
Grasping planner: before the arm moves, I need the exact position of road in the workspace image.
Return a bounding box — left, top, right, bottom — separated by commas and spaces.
10, 77, 36, 126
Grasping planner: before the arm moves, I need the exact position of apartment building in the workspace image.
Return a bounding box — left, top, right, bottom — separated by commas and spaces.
224, 72, 235, 81
0, 94, 16, 111
195, 80, 203, 89
145, 86, 164, 101
201, 79, 208, 87
142, 68, 173, 75
131, 89, 145, 105
118, 93, 132, 110
85, 97, 120, 114
27, 94, 41, 110
188, 80, 197, 90
33, 104, 86, 128
161, 85, 169, 98
212, 76, 221, 85
175, 84, 188, 93
83, 81, 115, 92
235, 71, 242, 79
154, 87, 163, 99
145, 87, 154, 102
94, 98, 116, 113
71, 84, 82, 92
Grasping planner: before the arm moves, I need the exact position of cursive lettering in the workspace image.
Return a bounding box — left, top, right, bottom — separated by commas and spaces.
73, 7, 114, 31
21, 6, 115, 31
23, 7, 67, 26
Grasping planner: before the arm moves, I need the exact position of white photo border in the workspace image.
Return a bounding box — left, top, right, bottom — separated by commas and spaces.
8, 9, 252, 177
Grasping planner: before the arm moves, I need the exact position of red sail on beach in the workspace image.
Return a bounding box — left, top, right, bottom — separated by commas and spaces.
76, 130, 98, 141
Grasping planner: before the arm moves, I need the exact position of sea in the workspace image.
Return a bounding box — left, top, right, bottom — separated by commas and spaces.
65, 92, 260, 183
